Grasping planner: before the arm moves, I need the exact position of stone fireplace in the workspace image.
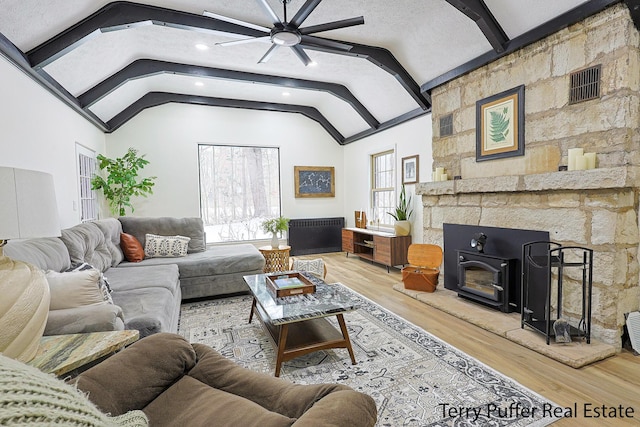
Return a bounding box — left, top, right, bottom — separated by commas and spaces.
420, 4, 640, 350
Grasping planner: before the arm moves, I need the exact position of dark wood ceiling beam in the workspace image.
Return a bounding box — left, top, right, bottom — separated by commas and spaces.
106, 92, 345, 143
27, 1, 264, 69
445, 0, 508, 53
623, 0, 640, 30
422, 0, 621, 93
78, 59, 379, 128
343, 108, 429, 144
27, 1, 428, 113
300, 40, 431, 110
0, 32, 108, 131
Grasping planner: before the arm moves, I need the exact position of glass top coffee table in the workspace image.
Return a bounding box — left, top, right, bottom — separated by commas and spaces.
243, 272, 358, 377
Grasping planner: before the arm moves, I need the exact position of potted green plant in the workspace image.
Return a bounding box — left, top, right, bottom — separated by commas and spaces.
388, 184, 413, 236
91, 148, 157, 216
262, 216, 290, 248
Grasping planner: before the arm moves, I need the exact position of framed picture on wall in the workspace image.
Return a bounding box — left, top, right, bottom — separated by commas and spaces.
476, 85, 525, 161
402, 155, 419, 184
294, 166, 335, 198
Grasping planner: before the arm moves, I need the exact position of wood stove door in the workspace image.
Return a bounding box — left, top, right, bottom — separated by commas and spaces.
457, 260, 502, 302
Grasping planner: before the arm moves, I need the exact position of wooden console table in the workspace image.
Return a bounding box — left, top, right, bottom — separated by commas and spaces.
28, 330, 139, 377
342, 228, 411, 272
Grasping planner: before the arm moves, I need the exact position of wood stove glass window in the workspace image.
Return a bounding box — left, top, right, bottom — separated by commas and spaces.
463, 267, 498, 300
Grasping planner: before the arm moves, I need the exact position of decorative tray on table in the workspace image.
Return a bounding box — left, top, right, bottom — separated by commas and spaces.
266, 272, 316, 298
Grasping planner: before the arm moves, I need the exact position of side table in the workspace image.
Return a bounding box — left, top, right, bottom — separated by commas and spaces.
258, 245, 291, 273
28, 330, 139, 377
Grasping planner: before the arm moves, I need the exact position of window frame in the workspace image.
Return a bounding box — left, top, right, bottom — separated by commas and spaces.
370, 149, 395, 228
197, 144, 282, 244
75, 143, 98, 223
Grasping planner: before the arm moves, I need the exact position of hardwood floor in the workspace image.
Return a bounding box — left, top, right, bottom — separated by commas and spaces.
315, 252, 640, 427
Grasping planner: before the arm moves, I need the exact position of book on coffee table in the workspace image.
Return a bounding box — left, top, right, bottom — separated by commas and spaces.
266, 272, 316, 298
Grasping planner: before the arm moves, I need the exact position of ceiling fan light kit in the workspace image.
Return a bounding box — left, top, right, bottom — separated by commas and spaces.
206, 0, 364, 66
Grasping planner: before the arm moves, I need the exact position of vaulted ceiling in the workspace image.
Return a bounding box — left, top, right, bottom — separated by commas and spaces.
0, 0, 630, 144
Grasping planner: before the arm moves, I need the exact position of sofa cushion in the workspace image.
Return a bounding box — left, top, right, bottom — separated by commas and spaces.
93, 218, 125, 266
111, 287, 177, 338
144, 234, 190, 258
105, 264, 180, 296
121, 233, 144, 262
60, 222, 112, 272
3, 237, 71, 272
45, 269, 106, 310
143, 376, 294, 427
116, 244, 264, 278
119, 217, 205, 253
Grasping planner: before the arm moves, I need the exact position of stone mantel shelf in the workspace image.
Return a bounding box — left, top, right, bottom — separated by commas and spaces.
416, 166, 640, 196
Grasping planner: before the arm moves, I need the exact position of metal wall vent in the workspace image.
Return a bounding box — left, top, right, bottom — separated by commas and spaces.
439, 113, 453, 136
569, 65, 601, 104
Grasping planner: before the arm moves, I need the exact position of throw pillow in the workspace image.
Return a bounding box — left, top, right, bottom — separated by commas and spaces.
46, 269, 108, 310
0, 353, 148, 426
292, 258, 325, 278
144, 234, 191, 258
66, 262, 114, 305
121, 232, 145, 262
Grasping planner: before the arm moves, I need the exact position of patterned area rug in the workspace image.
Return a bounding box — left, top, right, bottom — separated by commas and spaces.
178, 284, 558, 426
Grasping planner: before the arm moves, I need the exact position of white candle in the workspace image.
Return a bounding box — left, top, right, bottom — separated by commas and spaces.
440, 173, 448, 181
568, 148, 584, 171
575, 155, 588, 170
584, 152, 596, 169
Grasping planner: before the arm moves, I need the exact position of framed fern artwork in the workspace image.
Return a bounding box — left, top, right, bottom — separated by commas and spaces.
476, 85, 525, 161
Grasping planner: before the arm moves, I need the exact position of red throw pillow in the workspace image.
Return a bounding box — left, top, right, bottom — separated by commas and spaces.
120, 233, 144, 262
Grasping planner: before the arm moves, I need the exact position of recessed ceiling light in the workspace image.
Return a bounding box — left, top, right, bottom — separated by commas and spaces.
308, 61, 318, 67
195, 43, 209, 50
282, 91, 291, 96
195, 81, 204, 87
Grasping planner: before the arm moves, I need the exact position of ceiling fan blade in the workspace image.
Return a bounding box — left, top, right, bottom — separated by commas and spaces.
300, 35, 353, 51
257, 0, 282, 25
290, 0, 322, 28
291, 45, 313, 66
216, 36, 271, 47
300, 16, 364, 35
203, 11, 271, 33
258, 44, 281, 63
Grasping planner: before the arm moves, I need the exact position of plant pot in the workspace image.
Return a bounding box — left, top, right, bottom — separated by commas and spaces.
270, 233, 280, 249
394, 220, 411, 236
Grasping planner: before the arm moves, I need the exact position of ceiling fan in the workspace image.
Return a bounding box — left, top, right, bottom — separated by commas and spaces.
204, 0, 364, 66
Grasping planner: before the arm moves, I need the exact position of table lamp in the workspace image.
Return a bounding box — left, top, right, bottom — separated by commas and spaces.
0, 167, 60, 362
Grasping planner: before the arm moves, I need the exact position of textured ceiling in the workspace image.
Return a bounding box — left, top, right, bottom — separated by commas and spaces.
0, 0, 611, 144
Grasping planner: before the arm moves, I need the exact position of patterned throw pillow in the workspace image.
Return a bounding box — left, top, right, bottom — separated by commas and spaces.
292, 258, 325, 278
144, 234, 191, 258
66, 262, 113, 305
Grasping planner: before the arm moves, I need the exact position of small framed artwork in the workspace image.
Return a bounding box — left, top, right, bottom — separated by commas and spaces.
402, 155, 419, 184
294, 166, 335, 198
476, 85, 525, 162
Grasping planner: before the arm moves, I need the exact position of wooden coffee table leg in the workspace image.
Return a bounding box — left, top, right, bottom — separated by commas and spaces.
336, 314, 356, 365
275, 324, 289, 377
248, 297, 257, 324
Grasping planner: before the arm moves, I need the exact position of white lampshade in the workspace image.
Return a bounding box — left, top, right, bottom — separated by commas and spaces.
0, 167, 61, 240
0, 167, 59, 362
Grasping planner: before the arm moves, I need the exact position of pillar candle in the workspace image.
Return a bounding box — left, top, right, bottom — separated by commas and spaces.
440, 173, 448, 181
567, 148, 584, 171
575, 154, 588, 170
584, 152, 596, 169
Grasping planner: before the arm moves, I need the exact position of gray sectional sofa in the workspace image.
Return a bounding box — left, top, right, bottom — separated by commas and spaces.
4, 217, 265, 338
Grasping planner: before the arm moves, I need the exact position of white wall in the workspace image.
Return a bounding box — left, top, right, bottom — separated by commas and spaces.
343, 115, 433, 243
104, 103, 344, 220
0, 55, 106, 228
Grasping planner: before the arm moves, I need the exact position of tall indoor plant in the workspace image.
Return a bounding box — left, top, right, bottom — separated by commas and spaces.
388, 184, 413, 236
91, 148, 157, 216
261, 216, 290, 248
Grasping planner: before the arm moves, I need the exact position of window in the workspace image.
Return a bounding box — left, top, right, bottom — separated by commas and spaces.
76, 144, 98, 222
371, 150, 395, 227
198, 145, 281, 243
